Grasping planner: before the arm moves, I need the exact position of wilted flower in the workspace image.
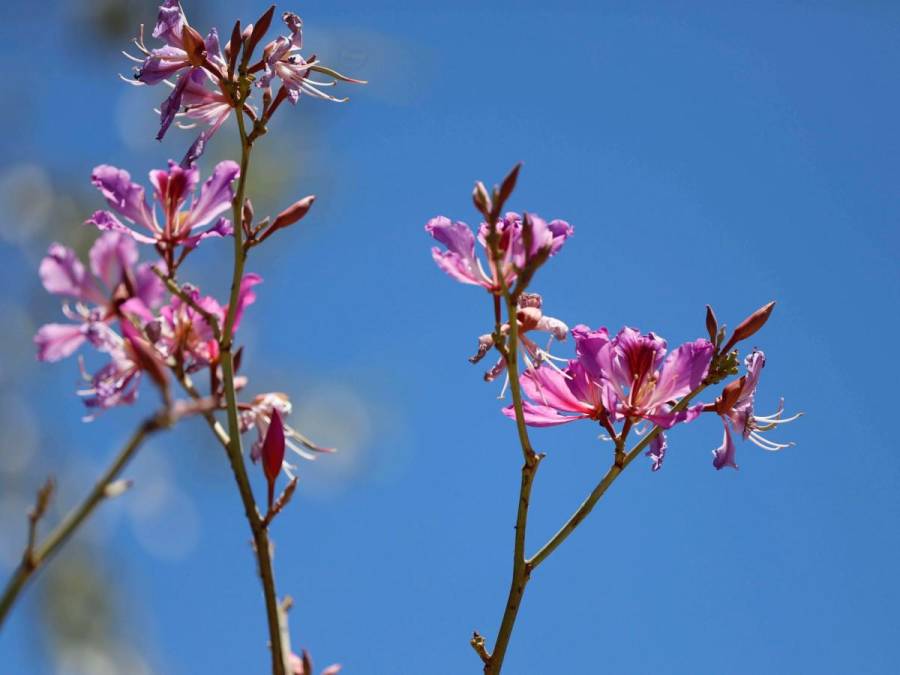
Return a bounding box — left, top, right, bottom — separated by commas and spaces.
87, 160, 239, 260
710, 350, 801, 470
426, 212, 573, 293
257, 12, 364, 104
240, 393, 334, 478
471, 292, 569, 382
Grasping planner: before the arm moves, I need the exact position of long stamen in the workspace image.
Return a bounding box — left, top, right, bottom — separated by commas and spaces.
748, 430, 794, 451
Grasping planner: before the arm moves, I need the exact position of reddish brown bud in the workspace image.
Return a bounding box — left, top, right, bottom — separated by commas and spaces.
242, 198, 254, 236
227, 20, 242, 76
705, 304, 718, 344
181, 25, 207, 67
244, 5, 275, 62
268, 195, 315, 234
724, 301, 776, 352
495, 162, 522, 214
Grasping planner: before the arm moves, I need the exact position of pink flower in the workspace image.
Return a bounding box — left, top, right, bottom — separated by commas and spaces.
125, 0, 229, 143
34, 233, 162, 363
502, 359, 605, 427
711, 350, 801, 470
257, 12, 364, 104
86, 161, 238, 258
426, 212, 573, 293
151, 274, 261, 370
575, 325, 713, 430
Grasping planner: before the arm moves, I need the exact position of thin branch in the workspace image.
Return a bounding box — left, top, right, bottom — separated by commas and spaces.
527, 387, 707, 570
0, 410, 170, 627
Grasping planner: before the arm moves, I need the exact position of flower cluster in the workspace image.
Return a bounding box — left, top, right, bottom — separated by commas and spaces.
124, 0, 363, 164
426, 167, 800, 471
28, 1, 361, 669
34, 0, 354, 544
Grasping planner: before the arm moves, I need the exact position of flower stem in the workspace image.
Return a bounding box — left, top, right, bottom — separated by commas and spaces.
0, 412, 168, 629
216, 99, 288, 675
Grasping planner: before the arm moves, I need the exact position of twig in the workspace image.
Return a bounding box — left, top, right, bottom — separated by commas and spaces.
0, 411, 170, 628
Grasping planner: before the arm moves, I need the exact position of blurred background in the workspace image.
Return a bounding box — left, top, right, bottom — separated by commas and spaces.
1, 1, 898, 673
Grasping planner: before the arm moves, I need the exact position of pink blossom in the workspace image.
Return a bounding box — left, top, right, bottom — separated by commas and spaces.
426, 212, 572, 293
711, 350, 801, 470
257, 12, 364, 104
34, 234, 162, 363
86, 161, 238, 256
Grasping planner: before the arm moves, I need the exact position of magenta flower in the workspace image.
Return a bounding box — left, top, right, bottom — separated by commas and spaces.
35, 233, 167, 417
502, 359, 605, 427
426, 212, 573, 293
125, 0, 228, 142
34, 233, 163, 363
575, 325, 714, 430
257, 12, 365, 104
240, 393, 334, 477
711, 350, 801, 470
86, 160, 238, 256
148, 273, 261, 370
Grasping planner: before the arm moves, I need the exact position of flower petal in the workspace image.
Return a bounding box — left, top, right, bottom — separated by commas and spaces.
85, 211, 158, 244
34, 323, 86, 362
39, 244, 88, 298
88, 232, 138, 289
713, 420, 739, 470
184, 160, 240, 229
90, 165, 155, 231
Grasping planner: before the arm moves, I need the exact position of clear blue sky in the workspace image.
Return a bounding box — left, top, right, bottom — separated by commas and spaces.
1, 1, 898, 673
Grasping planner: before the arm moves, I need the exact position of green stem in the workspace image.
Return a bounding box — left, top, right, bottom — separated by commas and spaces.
528, 387, 706, 570
0, 412, 167, 628
216, 103, 288, 675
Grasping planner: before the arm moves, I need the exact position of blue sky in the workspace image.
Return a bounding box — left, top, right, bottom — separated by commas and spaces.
1, 1, 898, 673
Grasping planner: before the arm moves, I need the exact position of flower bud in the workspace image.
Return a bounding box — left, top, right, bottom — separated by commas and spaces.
227, 20, 242, 76
705, 304, 718, 344
723, 301, 775, 352
242, 198, 254, 237
271, 195, 315, 231
472, 181, 492, 218
262, 408, 286, 510
494, 162, 522, 217
245, 5, 276, 62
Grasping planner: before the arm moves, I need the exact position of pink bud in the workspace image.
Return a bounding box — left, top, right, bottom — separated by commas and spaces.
262, 408, 286, 510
